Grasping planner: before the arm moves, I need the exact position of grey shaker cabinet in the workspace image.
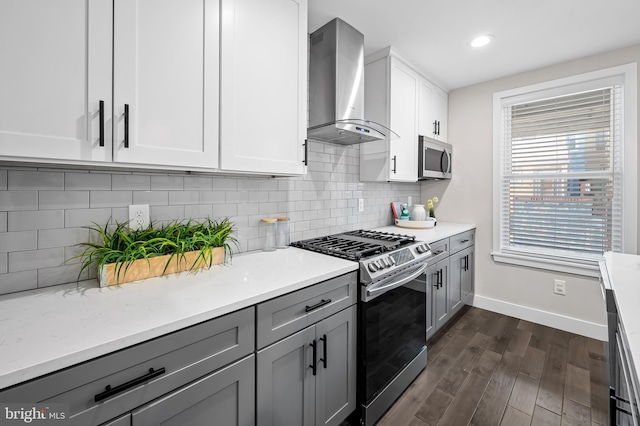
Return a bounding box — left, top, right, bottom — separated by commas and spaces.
257, 305, 357, 426
426, 230, 475, 341
131, 354, 255, 426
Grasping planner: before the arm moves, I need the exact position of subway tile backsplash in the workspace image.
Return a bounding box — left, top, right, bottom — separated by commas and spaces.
0, 140, 420, 295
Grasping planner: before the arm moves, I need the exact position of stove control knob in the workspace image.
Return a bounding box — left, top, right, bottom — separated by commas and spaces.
388, 257, 396, 265
384, 257, 393, 267
374, 260, 383, 269
368, 263, 379, 273
416, 244, 429, 254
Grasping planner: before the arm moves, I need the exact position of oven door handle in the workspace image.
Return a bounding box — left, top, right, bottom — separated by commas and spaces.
365, 263, 428, 302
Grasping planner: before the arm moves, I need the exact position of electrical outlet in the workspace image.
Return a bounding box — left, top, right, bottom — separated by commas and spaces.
408, 196, 412, 206
129, 204, 150, 230
553, 279, 566, 295
358, 198, 364, 212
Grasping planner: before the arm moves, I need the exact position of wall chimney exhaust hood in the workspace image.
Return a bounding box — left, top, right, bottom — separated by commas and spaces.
307, 18, 397, 145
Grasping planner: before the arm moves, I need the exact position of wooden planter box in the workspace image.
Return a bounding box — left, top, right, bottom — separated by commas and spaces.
98, 248, 225, 287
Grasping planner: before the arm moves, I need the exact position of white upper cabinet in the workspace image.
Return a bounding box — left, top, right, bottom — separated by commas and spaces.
219, 0, 307, 175
113, 0, 219, 169
0, 0, 112, 163
361, 53, 419, 182
418, 77, 448, 142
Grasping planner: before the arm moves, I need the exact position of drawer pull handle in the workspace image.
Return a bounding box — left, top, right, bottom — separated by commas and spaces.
320, 334, 327, 369
460, 239, 469, 243
433, 250, 444, 256
98, 100, 104, 147
94, 367, 166, 402
309, 340, 317, 376
305, 299, 332, 313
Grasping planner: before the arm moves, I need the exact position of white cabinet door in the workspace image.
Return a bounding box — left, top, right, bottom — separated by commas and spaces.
418, 77, 435, 137
113, 0, 219, 169
220, 0, 307, 175
433, 86, 448, 142
0, 0, 112, 163
418, 77, 448, 142
388, 58, 418, 181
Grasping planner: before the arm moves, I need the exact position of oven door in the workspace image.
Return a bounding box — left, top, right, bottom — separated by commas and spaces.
360, 262, 427, 416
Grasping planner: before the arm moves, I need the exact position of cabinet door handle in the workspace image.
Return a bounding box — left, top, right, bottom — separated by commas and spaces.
392, 155, 397, 174
98, 100, 105, 147
320, 334, 327, 369
305, 298, 331, 313
309, 340, 317, 376
94, 367, 165, 402
434, 270, 440, 288
437, 120, 441, 136
123, 104, 130, 148
303, 139, 308, 166
433, 120, 438, 136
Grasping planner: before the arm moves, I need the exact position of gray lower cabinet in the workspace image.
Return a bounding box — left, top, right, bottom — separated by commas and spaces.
0, 307, 255, 426
426, 230, 475, 342
449, 246, 474, 317
428, 258, 450, 338
257, 305, 357, 426
131, 354, 255, 426
100, 414, 131, 426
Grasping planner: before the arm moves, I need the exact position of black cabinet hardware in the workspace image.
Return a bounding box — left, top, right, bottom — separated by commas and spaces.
123, 104, 130, 148
98, 100, 104, 147
320, 334, 327, 368
94, 367, 166, 402
433, 120, 438, 136
436, 120, 441, 136
309, 340, 317, 376
305, 299, 331, 313
460, 239, 470, 244
303, 139, 308, 165
392, 155, 397, 174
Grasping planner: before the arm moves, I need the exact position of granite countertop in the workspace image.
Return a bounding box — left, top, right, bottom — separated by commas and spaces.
0, 247, 357, 389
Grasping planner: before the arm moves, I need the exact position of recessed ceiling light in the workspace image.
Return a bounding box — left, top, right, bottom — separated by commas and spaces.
470, 35, 493, 48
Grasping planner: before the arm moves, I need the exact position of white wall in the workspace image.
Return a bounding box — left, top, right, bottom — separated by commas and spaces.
422, 44, 640, 340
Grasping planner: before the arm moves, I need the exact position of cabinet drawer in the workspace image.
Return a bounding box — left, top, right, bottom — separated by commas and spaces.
427, 238, 449, 265
0, 307, 254, 426
450, 230, 475, 254
257, 272, 357, 349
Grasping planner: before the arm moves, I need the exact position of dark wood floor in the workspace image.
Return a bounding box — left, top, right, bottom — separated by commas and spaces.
377, 307, 609, 426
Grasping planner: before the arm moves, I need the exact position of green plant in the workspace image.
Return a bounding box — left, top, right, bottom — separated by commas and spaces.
73, 218, 237, 283
427, 197, 439, 217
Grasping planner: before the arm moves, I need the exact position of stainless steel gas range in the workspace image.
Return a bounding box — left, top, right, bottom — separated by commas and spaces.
292, 229, 432, 426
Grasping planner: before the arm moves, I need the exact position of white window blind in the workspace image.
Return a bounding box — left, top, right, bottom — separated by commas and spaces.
500, 86, 623, 258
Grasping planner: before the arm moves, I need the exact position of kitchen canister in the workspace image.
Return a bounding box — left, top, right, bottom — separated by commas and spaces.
276, 217, 290, 249
260, 218, 277, 251
411, 204, 427, 221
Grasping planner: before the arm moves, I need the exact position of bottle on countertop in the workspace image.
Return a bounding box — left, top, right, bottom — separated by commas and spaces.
400, 203, 410, 220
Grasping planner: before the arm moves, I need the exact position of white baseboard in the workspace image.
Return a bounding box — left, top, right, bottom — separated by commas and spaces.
472, 295, 608, 341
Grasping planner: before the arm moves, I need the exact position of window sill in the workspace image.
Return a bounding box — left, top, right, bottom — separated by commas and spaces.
491, 251, 602, 278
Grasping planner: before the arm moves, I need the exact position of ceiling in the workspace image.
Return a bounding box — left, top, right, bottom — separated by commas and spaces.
308, 0, 640, 90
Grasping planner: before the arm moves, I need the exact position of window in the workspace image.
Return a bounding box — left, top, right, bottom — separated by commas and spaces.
493, 64, 637, 276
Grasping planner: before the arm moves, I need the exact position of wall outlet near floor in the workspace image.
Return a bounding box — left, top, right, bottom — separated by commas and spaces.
553, 279, 566, 295
358, 198, 364, 212
129, 204, 150, 229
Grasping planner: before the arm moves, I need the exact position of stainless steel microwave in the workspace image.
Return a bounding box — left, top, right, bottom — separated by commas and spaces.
418, 136, 452, 180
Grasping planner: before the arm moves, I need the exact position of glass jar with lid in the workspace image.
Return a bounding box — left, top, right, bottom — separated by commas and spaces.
260, 218, 277, 251
276, 217, 290, 249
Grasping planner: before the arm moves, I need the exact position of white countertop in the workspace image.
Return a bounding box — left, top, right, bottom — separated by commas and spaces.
0, 248, 357, 389
375, 221, 476, 243
603, 252, 640, 381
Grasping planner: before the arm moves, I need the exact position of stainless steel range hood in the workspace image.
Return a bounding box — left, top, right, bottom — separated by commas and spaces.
307, 18, 397, 145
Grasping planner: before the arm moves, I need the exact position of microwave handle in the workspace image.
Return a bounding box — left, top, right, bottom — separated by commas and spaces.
443, 148, 451, 174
